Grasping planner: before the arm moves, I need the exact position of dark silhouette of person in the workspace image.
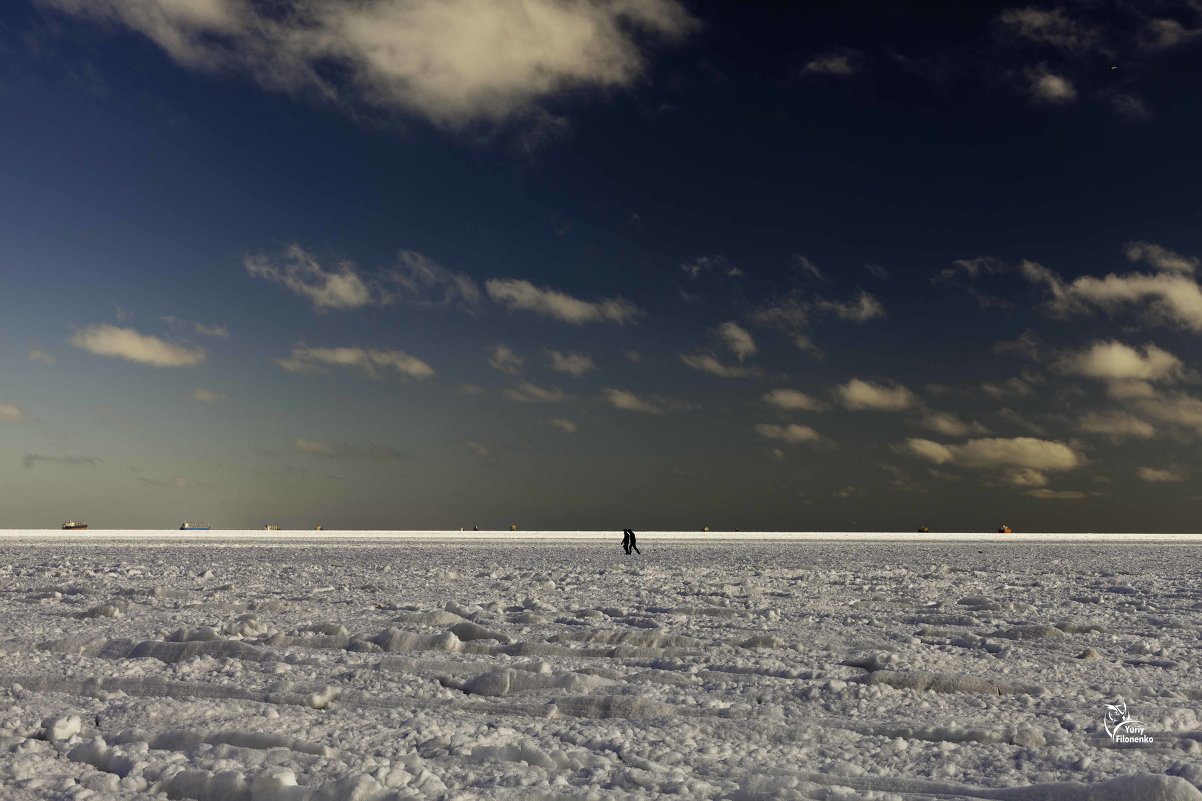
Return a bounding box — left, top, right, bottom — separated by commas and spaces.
621, 529, 630, 554
627, 529, 640, 555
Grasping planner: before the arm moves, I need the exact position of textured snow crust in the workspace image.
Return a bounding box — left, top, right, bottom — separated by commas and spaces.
0, 539, 1200, 800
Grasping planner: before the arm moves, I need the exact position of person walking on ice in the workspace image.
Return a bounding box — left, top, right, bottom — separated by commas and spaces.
625, 528, 640, 555
621, 529, 631, 554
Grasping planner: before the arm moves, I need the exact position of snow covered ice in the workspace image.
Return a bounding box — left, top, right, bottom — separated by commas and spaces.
1, 533, 1201, 800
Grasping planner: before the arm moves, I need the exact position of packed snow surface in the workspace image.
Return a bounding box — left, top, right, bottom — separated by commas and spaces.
1, 534, 1200, 800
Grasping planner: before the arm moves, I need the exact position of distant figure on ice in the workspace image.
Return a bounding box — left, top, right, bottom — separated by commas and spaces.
621, 529, 631, 554
625, 529, 640, 555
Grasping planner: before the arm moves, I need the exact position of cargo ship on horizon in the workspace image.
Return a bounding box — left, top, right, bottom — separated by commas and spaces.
179, 522, 210, 531
61, 521, 88, 531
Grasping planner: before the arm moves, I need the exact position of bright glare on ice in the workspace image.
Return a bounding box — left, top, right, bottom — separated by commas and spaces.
0, 536, 1200, 800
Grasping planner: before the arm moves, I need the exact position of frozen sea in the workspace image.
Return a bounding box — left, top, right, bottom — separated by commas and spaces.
1, 531, 1201, 800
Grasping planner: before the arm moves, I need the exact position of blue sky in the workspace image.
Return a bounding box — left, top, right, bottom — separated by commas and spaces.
3, 0, 1202, 530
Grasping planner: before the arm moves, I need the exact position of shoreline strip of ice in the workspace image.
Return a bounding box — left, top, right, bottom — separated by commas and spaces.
1, 529, 1201, 543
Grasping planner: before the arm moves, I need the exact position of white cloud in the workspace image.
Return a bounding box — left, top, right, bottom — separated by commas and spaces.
487, 344, 524, 375
192, 388, 225, 403
1060, 341, 1182, 383
547, 350, 596, 376
71, 324, 206, 367
755, 423, 821, 445
548, 418, 578, 433
793, 335, 822, 358
246, 245, 375, 311
753, 290, 809, 329
982, 376, 1036, 399
0, 403, 25, 423
680, 255, 741, 280
903, 436, 1081, 473
681, 353, 756, 378
836, 379, 918, 411
1125, 241, 1197, 275
294, 437, 403, 461
1006, 468, 1049, 488
1026, 68, 1077, 104
1132, 391, 1202, 436
278, 344, 433, 380
1078, 411, 1156, 439
717, 321, 756, 361
1137, 466, 1186, 483
503, 381, 567, 404
763, 389, 825, 412
1025, 257, 1202, 331
28, 349, 55, 365
388, 250, 482, 310
922, 412, 985, 437
802, 50, 861, 76
39, 0, 694, 129
165, 316, 230, 338
815, 291, 885, 323
999, 8, 1097, 51
486, 278, 639, 324
603, 388, 661, 413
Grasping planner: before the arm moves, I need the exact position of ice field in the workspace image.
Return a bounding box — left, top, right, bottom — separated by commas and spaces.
1, 533, 1201, 800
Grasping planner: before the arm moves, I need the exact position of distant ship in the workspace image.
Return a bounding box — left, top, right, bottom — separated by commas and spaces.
61, 521, 88, 531
265, 524, 281, 531
180, 522, 210, 531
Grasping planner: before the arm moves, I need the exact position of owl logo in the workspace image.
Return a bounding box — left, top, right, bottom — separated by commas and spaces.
1104, 702, 1132, 740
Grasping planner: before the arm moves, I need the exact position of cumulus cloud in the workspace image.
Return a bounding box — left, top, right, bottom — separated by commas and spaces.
503, 381, 567, 404
388, 250, 482, 310
487, 344, 524, 375
39, 0, 695, 129
71, 324, 206, 367
1125, 241, 1197, 274
1026, 68, 1077, 104
547, 350, 596, 376
717, 322, 756, 361
548, 418, 578, 433
603, 388, 662, 413
681, 353, 757, 378
27, 349, 55, 365
1137, 466, 1186, 483
278, 344, 433, 380
1078, 411, 1156, 439
922, 412, 986, 437
903, 437, 1082, 483
294, 437, 403, 462
246, 245, 375, 311
763, 389, 825, 412
192, 388, 225, 403
755, 423, 821, 445
836, 379, 918, 411
1131, 391, 1202, 436
814, 291, 885, 322
0, 404, 24, 423
1023, 254, 1202, 331
486, 278, 639, 324
23, 454, 101, 469
1059, 340, 1182, 383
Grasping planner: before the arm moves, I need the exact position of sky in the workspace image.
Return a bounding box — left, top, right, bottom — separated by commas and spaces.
3, 0, 1202, 531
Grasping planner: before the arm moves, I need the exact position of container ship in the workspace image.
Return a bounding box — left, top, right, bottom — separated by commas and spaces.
180, 522, 210, 531
61, 521, 88, 531
265, 524, 281, 531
